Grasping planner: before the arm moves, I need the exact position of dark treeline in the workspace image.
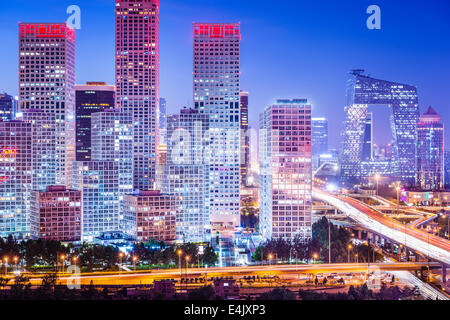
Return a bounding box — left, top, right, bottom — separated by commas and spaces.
0, 236, 217, 271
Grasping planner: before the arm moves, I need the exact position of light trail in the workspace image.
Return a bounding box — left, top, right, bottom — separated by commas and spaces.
313, 189, 450, 265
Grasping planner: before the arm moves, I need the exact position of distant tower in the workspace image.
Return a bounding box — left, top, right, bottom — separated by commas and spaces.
417, 106, 444, 190
19, 23, 76, 187
115, 0, 160, 191
0, 93, 18, 121
75, 82, 115, 161
260, 99, 312, 240
240, 91, 249, 187
311, 118, 328, 170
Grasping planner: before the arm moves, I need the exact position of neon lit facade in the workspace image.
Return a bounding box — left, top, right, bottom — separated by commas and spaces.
260, 99, 313, 240
31, 186, 81, 241
18, 110, 57, 191
162, 108, 210, 243
72, 161, 120, 242
340, 70, 419, 184
417, 106, 444, 190
91, 109, 133, 234
193, 23, 241, 228
0, 121, 32, 238
115, 0, 160, 191
19, 23, 75, 187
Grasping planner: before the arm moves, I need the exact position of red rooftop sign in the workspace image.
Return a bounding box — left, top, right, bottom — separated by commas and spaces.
19, 23, 74, 40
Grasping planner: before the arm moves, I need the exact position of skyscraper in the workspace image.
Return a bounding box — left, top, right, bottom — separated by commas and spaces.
193, 23, 241, 228
72, 161, 120, 242
163, 108, 210, 243
0, 121, 32, 238
361, 112, 373, 161
19, 23, 75, 187
0, 93, 18, 121
445, 150, 450, 188
260, 99, 312, 240
240, 91, 249, 187
159, 97, 167, 146
115, 0, 160, 191
417, 106, 444, 190
75, 82, 115, 161
341, 70, 419, 184
311, 118, 328, 170
91, 109, 133, 233
18, 110, 57, 191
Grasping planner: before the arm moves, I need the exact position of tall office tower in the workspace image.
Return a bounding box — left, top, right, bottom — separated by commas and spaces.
19, 23, 75, 187
159, 98, 167, 145
75, 82, 115, 161
30, 186, 82, 241
0, 121, 32, 238
17, 110, 57, 191
259, 99, 313, 240
0, 93, 19, 121
417, 106, 444, 190
311, 118, 328, 170
163, 108, 210, 243
91, 109, 133, 233
444, 150, 450, 188
123, 190, 179, 243
341, 70, 419, 184
361, 112, 373, 161
115, 0, 160, 191
193, 23, 241, 228
240, 91, 249, 187
72, 161, 120, 242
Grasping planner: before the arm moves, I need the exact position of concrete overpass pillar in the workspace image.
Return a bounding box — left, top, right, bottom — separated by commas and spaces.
443, 264, 448, 283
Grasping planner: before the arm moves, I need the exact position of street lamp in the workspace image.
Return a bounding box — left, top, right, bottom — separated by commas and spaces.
3, 257, 8, 276
268, 254, 273, 265
354, 254, 358, 264
133, 256, 138, 271
60, 255, 66, 273
177, 249, 183, 281
395, 182, 401, 216
347, 244, 352, 263
72, 256, 78, 265
374, 174, 380, 196
312, 253, 318, 264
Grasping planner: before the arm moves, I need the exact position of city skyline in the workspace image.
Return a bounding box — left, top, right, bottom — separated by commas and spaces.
0, 0, 449, 149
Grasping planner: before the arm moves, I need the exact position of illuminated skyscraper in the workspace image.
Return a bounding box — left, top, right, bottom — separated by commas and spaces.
0, 121, 32, 238
91, 109, 133, 233
260, 99, 312, 240
18, 110, 57, 191
19, 23, 75, 187
0, 93, 18, 121
75, 82, 115, 161
311, 117, 328, 170
162, 108, 210, 243
417, 106, 444, 190
340, 70, 419, 184
115, 0, 160, 191
240, 91, 249, 187
159, 97, 167, 145
193, 23, 241, 228
72, 161, 120, 242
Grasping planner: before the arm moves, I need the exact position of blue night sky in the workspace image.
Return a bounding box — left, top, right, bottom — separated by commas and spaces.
0, 0, 449, 148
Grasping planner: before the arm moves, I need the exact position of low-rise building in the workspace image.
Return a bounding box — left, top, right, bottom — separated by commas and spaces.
123, 190, 179, 243
31, 186, 81, 241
